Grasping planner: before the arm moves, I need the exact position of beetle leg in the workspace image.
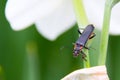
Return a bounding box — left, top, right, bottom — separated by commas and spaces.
78, 30, 82, 35
84, 46, 96, 51
84, 46, 90, 50
78, 27, 86, 35
89, 33, 96, 39
81, 51, 87, 61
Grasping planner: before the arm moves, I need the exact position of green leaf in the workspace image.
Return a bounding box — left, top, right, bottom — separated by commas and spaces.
111, 0, 120, 7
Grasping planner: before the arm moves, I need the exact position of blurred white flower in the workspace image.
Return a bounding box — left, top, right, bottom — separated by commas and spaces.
83, 0, 120, 35
5, 0, 120, 40
61, 66, 109, 80
5, 0, 76, 40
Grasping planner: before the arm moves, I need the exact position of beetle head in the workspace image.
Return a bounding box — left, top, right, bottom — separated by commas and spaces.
73, 43, 83, 57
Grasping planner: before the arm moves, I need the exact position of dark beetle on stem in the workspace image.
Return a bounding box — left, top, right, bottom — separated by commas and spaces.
73, 24, 96, 61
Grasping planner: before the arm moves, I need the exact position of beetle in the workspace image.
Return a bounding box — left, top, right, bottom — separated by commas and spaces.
73, 24, 95, 60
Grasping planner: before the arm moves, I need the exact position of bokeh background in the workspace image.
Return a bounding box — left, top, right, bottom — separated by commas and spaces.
1, 0, 120, 80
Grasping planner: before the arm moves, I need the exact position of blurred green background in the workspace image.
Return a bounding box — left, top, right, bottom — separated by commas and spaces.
1, 0, 120, 80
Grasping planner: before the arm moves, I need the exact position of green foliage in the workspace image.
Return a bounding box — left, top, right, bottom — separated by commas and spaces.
107, 35, 120, 80
111, 0, 120, 7
1, 0, 120, 80
0, 1, 83, 79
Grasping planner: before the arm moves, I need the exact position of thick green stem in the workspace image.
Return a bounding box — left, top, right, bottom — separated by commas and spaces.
73, 0, 88, 27
83, 50, 90, 68
98, 1, 112, 65
0, 66, 5, 80
73, 0, 90, 68
23, 41, 40, 80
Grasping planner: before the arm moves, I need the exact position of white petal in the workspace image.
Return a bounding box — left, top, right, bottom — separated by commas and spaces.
83, 0, 105, 30
83, 0, 120, 35
5, 0, 64, 30
110, 2, 120, 35
35, 0, 76, 40
61, 66, 109, 80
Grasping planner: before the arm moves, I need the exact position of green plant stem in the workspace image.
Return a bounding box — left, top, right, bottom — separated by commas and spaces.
83, 50, 90, 68
98, 0, 112, 65
73, 0, 88, 27
24, 41, 40, 80
0, 66, 5, 80
73, 0, 90, 68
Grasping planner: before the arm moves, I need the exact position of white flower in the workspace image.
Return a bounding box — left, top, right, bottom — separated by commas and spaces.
5, 0, 76, 40
61, 66, 109, 80
5, 0, 120, 40
83, 0, 120, 35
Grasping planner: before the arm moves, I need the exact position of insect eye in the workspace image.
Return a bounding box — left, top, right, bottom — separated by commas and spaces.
76, 43, 79, 45
76, 43, 81, 47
